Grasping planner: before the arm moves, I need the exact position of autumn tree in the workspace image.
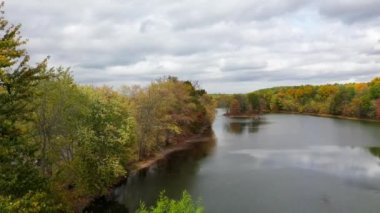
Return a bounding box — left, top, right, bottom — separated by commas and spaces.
250, 77, 380, 119
130, 77, 215, 159
229, 99, 241, 115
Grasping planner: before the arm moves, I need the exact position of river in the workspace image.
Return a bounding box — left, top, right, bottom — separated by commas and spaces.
87, 109, 380, 213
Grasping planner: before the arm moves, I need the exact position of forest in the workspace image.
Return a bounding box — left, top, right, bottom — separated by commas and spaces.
215, 78, 380, 120
0, 5, 215, 212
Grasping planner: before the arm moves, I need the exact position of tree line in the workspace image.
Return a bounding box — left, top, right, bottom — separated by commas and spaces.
0, 4, 215, 212
214, 78, 380, 119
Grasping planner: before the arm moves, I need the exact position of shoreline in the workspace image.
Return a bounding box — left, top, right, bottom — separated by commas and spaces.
132, 125, 212, 172
223, 113, 261, 119
80, 125, 212, 212
270, 111, 380, 123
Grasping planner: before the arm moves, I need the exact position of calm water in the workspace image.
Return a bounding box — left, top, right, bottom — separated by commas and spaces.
88, 109, 380, 213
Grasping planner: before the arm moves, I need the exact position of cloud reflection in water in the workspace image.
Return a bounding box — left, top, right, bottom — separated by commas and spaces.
232, 146, 380, 180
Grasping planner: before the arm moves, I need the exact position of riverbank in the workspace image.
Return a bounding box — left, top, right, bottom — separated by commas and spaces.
83, 109, 380, 213
80, 125, 212, 212
132, 133, 209, 172
223, 113, 261, 119
272, 111, 380, 123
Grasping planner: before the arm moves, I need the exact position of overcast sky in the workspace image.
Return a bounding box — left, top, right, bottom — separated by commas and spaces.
5, 0, 380, 93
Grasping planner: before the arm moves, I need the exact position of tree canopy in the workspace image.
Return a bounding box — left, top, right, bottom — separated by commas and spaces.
0, 4, 216, 211
214, 78, 380, 119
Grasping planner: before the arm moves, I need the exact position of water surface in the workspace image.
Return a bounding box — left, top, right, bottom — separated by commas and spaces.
89, 109, 380, 213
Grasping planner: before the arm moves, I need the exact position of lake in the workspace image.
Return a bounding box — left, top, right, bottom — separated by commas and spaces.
88, 109, 380, 213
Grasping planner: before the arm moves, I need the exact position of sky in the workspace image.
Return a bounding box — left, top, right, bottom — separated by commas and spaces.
5, 0, 380, 93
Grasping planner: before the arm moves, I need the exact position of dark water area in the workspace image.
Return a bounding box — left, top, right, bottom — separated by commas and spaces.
87, 109, 380, 213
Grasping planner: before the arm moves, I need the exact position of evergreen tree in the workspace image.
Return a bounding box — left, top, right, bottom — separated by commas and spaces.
0, 2, 48, 198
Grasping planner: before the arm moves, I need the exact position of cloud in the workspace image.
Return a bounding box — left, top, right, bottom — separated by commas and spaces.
5, 0, 380, 93
231, 146, 380, 180
317, 0, 380, 24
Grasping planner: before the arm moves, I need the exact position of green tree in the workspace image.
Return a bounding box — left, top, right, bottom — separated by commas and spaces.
247, 92, 260, 112
34, 67, 83, 176
0, 192, 61, 213
136, 191, 203, 213
358, 95, 375, 118
329, 86, 355, 115
0, 2, 47, 198
369, 77, 380, 99
73, 86, 135, 195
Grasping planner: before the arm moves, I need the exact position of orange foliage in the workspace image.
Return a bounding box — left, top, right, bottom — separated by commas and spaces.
318, 85, 338, 98
354, 83, 368, 93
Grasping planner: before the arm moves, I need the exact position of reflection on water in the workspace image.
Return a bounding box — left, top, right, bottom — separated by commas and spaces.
368, 147, 380, 159
224, 118, 266, 134
232, 146, 380, 180
86, 132, 216, 213
90, 111, 380, 213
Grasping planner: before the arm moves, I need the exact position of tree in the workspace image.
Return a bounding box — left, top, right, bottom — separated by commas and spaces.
0, 2, 48, 198
269, 94, 282, 112
136, 191, 203, 213
34, 67, 83, 176
0, 191, 61, 213
330, 86, 355, 115
131, 84, 164, 159
0, 2, 217, 211
73, 86, 135, 195
130, 77, 215, 159
229, 99, 241, 115
369, 77, 380, 99
358, 95, 375, 118
249, 78, 380, 119
247, 92, 260, 113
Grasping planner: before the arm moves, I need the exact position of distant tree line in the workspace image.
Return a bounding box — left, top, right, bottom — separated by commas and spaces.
214, 78, 380, 119
0, 4, 215, 212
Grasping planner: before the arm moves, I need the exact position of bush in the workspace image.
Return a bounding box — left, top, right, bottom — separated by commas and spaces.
0, 192, 62, 213
136, 191, 203, 213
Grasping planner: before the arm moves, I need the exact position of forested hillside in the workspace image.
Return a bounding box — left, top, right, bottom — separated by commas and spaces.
0, 5, 215, 212
215, 78, 380, 119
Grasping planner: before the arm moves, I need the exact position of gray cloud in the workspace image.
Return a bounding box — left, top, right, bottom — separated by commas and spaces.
5, 0, 380, 93
317, 0, 380, 24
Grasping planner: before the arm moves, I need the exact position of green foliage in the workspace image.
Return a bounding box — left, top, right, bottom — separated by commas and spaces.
73, 87, 135, 195
247, 92, 260, 112
136, 191, 203, 213
0, 191, 62, 213
233, 94, 248, 112
0, 2, 47, 199
369, 77, 380, 99
329, 86, 355, 115
0, 3, 216, 211
243, 78, 380, 119
213, 77, 379, 119
130, 77, 215, 159
358, 95, 375, 118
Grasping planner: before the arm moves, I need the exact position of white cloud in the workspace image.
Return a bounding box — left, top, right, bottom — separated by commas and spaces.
5, 0, 380, 93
